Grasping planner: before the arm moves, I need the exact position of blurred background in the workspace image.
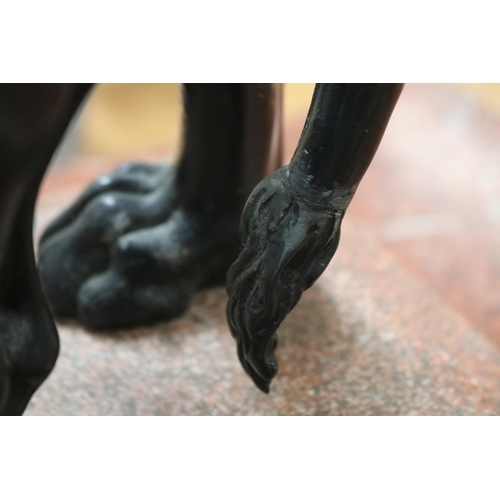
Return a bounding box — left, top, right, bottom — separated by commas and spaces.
54, 84, 500, 160
54, 83, 318, 162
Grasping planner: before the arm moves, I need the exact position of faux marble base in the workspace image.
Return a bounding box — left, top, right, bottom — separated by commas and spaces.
26, 223, 500, 415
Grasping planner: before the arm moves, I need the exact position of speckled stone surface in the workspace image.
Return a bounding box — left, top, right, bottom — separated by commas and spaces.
25, 220, 500, 415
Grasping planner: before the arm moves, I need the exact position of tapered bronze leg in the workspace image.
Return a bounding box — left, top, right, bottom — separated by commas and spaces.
226, 83, 404, 392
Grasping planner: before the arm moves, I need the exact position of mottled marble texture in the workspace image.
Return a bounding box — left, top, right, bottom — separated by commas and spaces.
26, 222, 500, 415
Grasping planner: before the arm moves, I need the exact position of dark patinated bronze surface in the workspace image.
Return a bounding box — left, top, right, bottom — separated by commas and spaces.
226, 84, 404, 391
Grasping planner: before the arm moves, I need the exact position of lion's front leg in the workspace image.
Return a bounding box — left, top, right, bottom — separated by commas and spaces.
38, 84, 283, 330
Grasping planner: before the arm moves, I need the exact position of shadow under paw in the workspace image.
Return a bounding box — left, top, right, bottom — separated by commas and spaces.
38, 162, 241, 329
